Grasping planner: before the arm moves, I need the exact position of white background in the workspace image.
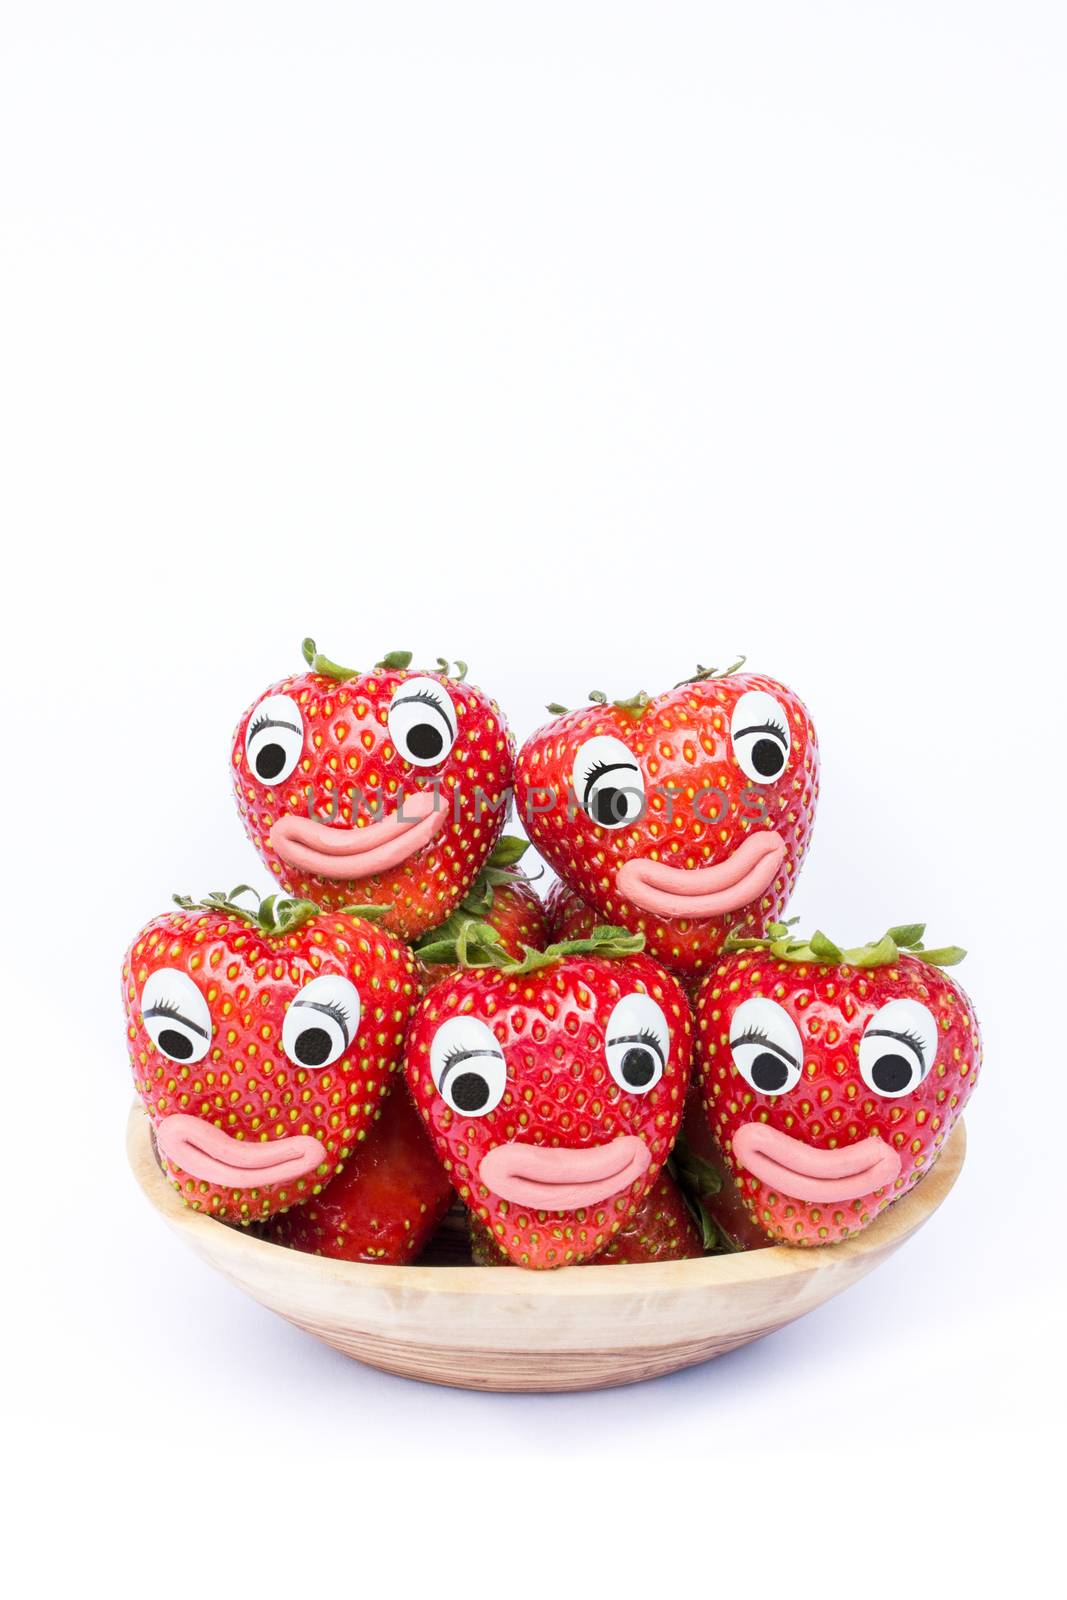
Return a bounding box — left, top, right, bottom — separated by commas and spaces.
2, 2, 1063, 1592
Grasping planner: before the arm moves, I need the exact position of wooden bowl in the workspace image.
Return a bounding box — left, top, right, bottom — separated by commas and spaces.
127, 1104, 966, 1392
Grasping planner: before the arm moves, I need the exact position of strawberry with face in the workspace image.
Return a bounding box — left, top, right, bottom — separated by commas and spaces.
232, 641, 515, 941
515, 662, 818, 982
404, 926, 693, 1268
693, 923, 980, 1245
122, 889, 420, 1223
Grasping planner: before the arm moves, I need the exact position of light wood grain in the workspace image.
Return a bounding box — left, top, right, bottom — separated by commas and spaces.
127, 1105, 966, 1391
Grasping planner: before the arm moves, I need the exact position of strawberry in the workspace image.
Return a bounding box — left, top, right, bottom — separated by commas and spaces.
266, 1083, 452, 1262
693, 922, 981, 1245
469, 1169, 703, 1265
515, 660, 818, 981
403, 925, 693, 1269
232, 641, 515, 941
545, 878, 597, 943
416, 836, 548, 984
122, 888, 420, 1223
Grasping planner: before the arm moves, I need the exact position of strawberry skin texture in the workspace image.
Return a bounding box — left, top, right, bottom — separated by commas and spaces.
588, 1170, 702, 1264
232, 665, 514, 940
122, 907, 420, 1223
404, 954, 693, 1269
694, 951, 981, 1245
516, 673, 818, 981
469, 1170, 702, 1265
266, 1084, 452, 1263
485, 879, 549, 958
545, 879, 598, 943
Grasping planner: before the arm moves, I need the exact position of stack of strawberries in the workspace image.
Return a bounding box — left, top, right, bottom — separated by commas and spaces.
122, 640, 981, 1270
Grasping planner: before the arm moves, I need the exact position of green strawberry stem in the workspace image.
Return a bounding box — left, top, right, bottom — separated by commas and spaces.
418, 919, 644, 974
301, 638, 360, 680
173, 886, 392, 936
302, 638, 469, 682
724, 920, 966, 969
674, 657, 746, 687
547, 657, 748, 718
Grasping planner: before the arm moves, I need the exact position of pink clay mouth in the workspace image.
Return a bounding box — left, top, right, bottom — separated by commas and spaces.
732, 1122, 902, 1203
269, 790, 447, 880
478, 1136, 650, 1210
156, 1114, 327, 1188
616, 831, 787, 920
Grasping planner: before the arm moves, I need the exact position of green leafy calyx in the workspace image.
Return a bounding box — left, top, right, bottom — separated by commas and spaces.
174, 885, 392, 936
724, 920, 966, 969
674, 656, 747, 688
418, 920, 644, 975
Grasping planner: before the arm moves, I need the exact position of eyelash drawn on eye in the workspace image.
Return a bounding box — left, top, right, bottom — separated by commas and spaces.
868, 1024, 929, 1064
146, 997, 184, 1021
318, 999, 352, 1030
394, 689, 452, 725
580, 757, 639, 803
607, 1026, 665, 1063
292, 996, 354, 1041
439, 1043, 504, 1084
735, 719, 788, 746
730, 1024, 796, 1065
144, 997, 210, 1039
249, 713, 301, 739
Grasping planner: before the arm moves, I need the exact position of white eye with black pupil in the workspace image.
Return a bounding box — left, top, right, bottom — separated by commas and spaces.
245, 693, 304, 786
860, 998, 937, 1097
605, 993, 669, 1093
141, 968, 212, 1063
282, 974, 362, 1069
730, 690, 791, 784
388, 677, 458, 767
430, 1016, 507, 1116
729, 997, 803, 1095
572, 735, 646, 829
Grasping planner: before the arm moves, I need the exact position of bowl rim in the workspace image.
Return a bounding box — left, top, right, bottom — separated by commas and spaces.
126, 1102, 966, 1299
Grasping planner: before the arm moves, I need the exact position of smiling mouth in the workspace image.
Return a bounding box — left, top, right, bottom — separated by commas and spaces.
732, 1122, 901, 1203
478, 1136, 650, 1210
616, 830, 787, 919
155, 1114, 327, 1188
269, 790, 447, 881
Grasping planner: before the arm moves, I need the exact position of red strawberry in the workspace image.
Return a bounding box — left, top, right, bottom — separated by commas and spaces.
469, 1169, 703, 1265
266, 1084, 452, 1262
693, 923, 981, 1245
232, 641, 515, 941
417, 837, 549, 985
515, 662, 818, 981
403, 926, 693, 1269
545, 878, 597, 943
122, 889, 420, 1223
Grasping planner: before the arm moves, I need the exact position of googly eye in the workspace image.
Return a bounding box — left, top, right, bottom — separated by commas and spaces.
730, 690, 791, 784
245, 693, 304, 786
430, 1015, 507, 1116
604, 992, 669, 1093
282, 974, 362, 1069
387, 676, 458, 767
572, 735, 645, 829
859, 998, 937, 1097
141, 968, 212, 1063
729, 996, 803, 1095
